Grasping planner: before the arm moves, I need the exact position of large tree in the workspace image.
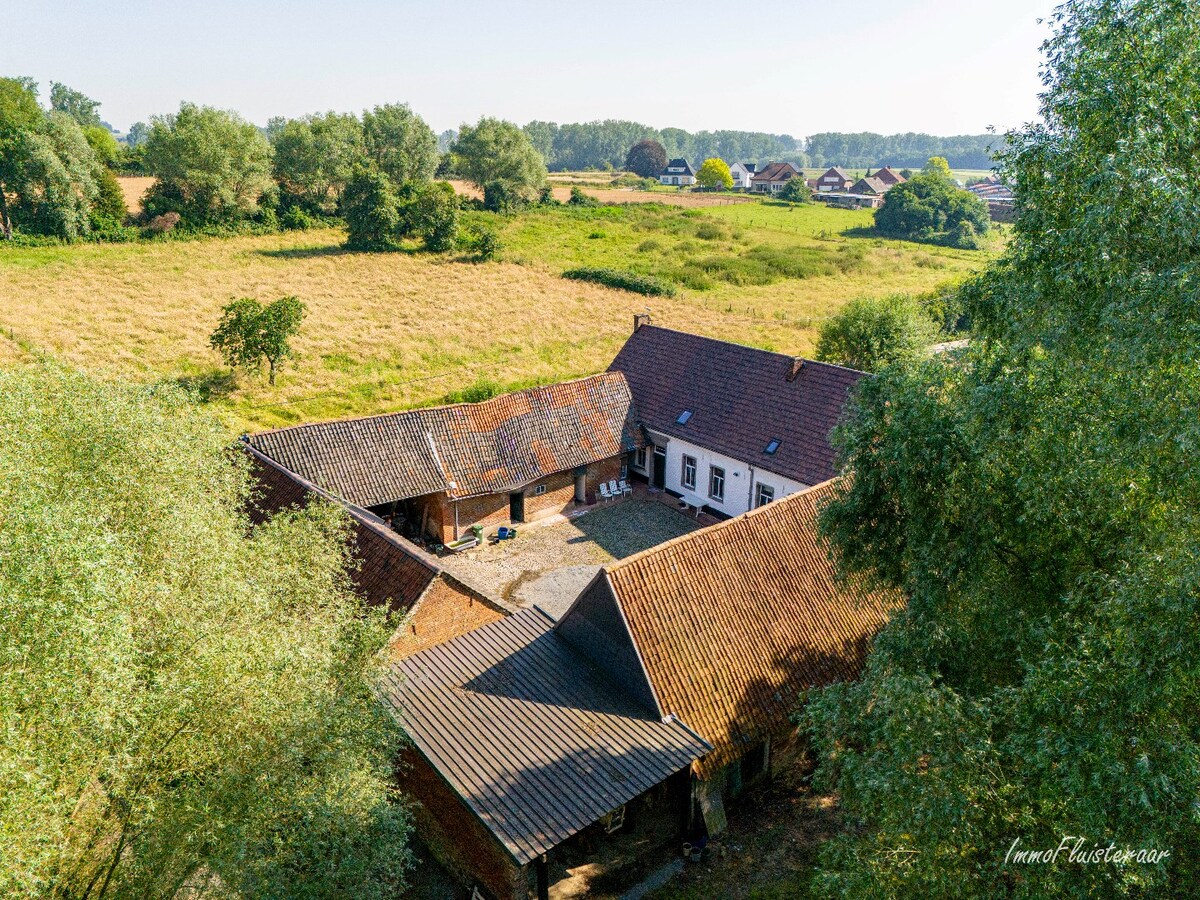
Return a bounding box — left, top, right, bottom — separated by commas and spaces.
450, 117, 546, 201
0, 365, 411, 899
49, 81, 102, 128
807, 1, 1200, 897
815, 293, 939, 373
624, 138, 667, 178
362, 103, 438, 184
875, 173, 989, 248
271, 111, 365, 214
141, 103, 273, 225
695, 157, 733, 190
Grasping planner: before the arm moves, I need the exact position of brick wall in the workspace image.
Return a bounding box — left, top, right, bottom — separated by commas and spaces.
389, 576, 508, 660
400, 748, 533, 899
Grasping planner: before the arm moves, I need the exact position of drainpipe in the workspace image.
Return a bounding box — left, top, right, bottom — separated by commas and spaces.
747, 464, 756, 512
453, 499, 460, 540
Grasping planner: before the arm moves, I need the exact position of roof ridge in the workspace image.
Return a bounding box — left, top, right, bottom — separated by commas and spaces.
605, 478, 839, 575
246, 371, 628, 438
630, 324, 866, 376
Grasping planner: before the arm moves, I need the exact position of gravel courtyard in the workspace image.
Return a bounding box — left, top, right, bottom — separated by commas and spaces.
439, 496, 701, 617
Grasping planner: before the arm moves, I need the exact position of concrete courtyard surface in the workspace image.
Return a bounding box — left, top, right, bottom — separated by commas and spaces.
439, 495, 702, 617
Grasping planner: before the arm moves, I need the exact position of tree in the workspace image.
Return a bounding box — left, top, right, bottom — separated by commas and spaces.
522, 120, 559, 166
90, 166, 130, 231
210, 296, 306, 385
815, 294, 939, 372
271, 111, 365, 214
777, 177, 811, 203
0, 365, 411, 899
126, 121, 150, 147
83, 123, 120, 166
342, 170, 401, 251
410, 180, 459, 252
625, 139, 667, 178
874, 174, 989, 248
141, 103, 273, 226
807, 1, 1200, 896
450, 117, 546, 202
0, 77, 44, 238
49, 81, 102, 127
4, 108, 102, 240
362, 103, 438, 184
922, 155, 952, 178
695, 157, 733, 190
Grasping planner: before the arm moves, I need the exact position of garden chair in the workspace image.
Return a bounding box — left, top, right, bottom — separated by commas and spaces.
599, 482, 613, 502
606, 480, 621, 500
617, 479, 633, 497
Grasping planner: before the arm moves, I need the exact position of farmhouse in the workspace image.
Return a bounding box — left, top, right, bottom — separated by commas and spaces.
660, 157, 696, 186
611, 319, 865, 517
872, 165, 906, 187
380, 479, 896, 899
749, 161, 802, 193
728, 161, 758, 189
244, 374, 642, 547
813, 165, 854, 192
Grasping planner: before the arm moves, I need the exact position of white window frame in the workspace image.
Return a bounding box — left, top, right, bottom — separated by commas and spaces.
709, 466, 725, 503
682, 455, 697, 490
634, 447, 647, 469
755, 483, 775, 507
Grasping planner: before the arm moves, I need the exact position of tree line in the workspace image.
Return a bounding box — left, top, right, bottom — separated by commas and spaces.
805, 131, 998, 169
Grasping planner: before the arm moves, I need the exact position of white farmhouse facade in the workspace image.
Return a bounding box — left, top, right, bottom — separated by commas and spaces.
728, 162, 757, 190
660, 158, 696, 186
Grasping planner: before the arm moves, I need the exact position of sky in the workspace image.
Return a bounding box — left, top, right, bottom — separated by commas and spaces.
10, 0, 1057, 137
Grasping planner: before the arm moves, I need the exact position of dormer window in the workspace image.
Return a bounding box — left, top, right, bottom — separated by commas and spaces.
676, 410, 693, 425
764, 439, 780, 455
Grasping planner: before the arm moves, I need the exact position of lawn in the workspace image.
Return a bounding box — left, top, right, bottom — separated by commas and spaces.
0, 199, 994, 434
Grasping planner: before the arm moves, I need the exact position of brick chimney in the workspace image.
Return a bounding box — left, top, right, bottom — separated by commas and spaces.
787, 357, 804, 382
633, 312, 651, 332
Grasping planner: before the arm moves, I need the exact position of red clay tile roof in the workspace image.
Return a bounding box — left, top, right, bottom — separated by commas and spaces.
245, 373, 643, 508
608, 325, 866, 486
751, 162, 800, 183
873, 166, 905, 186
558, 479, 899, 778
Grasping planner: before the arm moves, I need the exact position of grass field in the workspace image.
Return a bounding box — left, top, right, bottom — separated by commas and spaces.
0, 200, 994, 435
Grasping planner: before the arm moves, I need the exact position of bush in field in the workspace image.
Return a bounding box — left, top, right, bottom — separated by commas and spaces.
569, 186, 599, 207
89, 166, 130, 231
777, 177, 812, 203
411, 180, 459, 251
874, 173, 989, 248
625, 139, 667, 178
462, 222, 500, 260
363, 103, 438, 184
815, 293, 939, 372
343, 170, 401, 250
695, 158, 733, 190
451, 117, 546, 204
270, 111, 365, 215
562, 267, 676, 297
482, 180, 528, 214
210, 295, 306, 385
142, 103, 273, 226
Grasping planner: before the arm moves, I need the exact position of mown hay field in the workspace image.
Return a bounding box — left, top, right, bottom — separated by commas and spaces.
0, 201, 994, 435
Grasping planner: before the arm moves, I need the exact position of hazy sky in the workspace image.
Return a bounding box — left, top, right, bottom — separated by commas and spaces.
11, 0, 1056, 136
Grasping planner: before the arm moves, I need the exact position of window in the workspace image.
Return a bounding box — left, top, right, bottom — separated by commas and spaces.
620, 463, 628, 480
709, 466, 725, 502
764, 439, 780, 455
676, 409, 693, 425
634, 447, 647, 469
756, 483, 775, 507
533, 484, 547, 496
682, 455, 697, 490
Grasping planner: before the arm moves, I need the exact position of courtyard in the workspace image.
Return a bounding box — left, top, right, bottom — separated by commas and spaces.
437, 492, 705, 617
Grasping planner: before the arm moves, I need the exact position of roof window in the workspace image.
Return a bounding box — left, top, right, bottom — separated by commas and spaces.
764, 439, 780, 455
676, 410, 693, 425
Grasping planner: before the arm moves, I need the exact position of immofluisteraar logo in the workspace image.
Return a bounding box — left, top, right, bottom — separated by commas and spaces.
1004, 836, 1170, 866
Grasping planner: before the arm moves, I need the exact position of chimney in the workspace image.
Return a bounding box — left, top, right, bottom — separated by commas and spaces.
633, 312, 651, 332
787, 357, 804, 382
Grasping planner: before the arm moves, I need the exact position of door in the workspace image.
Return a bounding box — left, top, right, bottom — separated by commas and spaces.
652, 446, 667, 490
509, 492, 525, 523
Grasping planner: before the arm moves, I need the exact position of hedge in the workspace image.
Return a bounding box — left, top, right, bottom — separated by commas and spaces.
561, 266, 677, 297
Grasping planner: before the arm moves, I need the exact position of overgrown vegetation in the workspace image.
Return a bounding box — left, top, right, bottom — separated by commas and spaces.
563, 266, 677, 296
874, 168, 990, 248
815, 292, 940, 372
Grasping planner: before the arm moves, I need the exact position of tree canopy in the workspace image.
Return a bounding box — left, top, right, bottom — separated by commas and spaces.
362, 103, 438, 184
807, 1, 1200, 896
874, 173, 989, 248
49, 81, 102, 128
625, 138, 667, 178
815, 293, 939, 373
451, 117, 546, 200
0, 365, 411, 899
142, 103, 274, 225
270, 111, 365, 215
210, 295, 307, 385
695, 157, 733, 190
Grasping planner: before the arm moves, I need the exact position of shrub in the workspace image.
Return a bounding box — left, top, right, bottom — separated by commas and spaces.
89, 167, 130, 231
695, 223, 726, 241
637, 239, 663, 253
815, 293, 939, 372
342, 170, 400, 251
777, 178, 812, 203
537, 185, 560, 206
412, 181, 459, 252
468, 223, 500, 260
280, 205, 314, 231
875, 173, 989, 247
569, 186, 599, 207
562, 267, 676, 297
483, 180, 527, 214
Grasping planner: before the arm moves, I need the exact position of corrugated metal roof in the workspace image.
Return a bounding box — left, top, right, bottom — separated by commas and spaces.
609, 325, 865, 487
245, 373, 643, 508
378, 608, 710, 864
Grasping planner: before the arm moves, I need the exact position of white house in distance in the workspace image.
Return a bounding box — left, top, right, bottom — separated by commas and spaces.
729, 161, 757, 190
659, 158, 696, 186
609, 317, 866, 518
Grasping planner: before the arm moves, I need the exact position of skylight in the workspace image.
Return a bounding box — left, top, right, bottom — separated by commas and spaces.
764, 439, 780, 455
676, 410, 693, 425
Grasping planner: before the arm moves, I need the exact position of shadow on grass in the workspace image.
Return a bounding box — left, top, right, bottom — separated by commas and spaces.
254, 244, 356, 260
169, 370, 237, 402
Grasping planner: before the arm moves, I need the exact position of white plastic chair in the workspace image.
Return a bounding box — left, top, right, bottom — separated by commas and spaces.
606, 480, 621, 499
617, 479, 633, 497
598, 483, 613, 503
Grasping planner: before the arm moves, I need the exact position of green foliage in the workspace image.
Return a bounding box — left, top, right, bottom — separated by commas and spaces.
625, 139, 667, 178
922, 155, 952, 178
142, 103, 274, 226
362, 103, 438, 184
342, 170, 401, 251
3, 106, 102, 240
807, 1, 1200, 896
562, 266, 676, 296
482, 180, 528, 214
815, 293, 939, 372
0, 365, 410, 899
210, 295, 306, 385
777, 177, 812, 203
695, 157, 733, 190
451, 117, 547, 201
411, 180, 459, 251
874, 174, 989, 248
445, 377, 502, 404
49, 81, 102, 127
569, 185, 600, 207
280, 204, 315, 230
805, 132, 995, 169
82, 124, 120, 166
90, 166, 130, 231
271, 111, 365, 214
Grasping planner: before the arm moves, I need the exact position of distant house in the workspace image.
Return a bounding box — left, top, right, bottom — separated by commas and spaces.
660, 157, 696, 186
814, 166, 854, 192
728, 161, 757, 190
850, 175, 889, 196
872, 166, 906, 187
244, 374, 643, 546
610, 322, 866, 517
749, 161, 802, 193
